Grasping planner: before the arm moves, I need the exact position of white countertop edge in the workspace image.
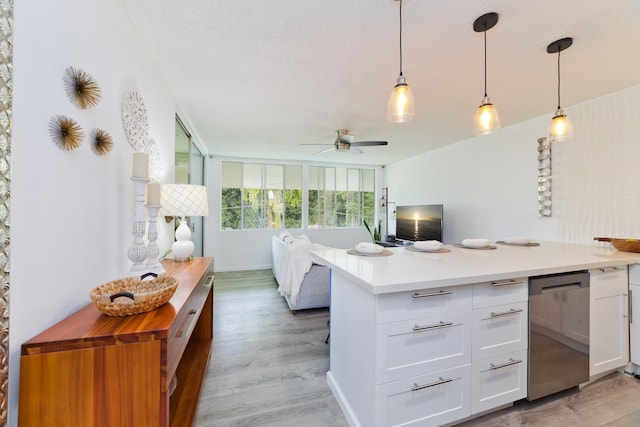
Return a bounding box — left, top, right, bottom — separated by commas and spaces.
312, 242, 640, 295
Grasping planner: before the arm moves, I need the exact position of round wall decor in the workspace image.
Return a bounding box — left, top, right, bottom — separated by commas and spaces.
121, 90, 149, 152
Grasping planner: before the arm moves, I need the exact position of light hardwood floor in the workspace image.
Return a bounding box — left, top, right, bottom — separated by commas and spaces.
195, 269, 640, 427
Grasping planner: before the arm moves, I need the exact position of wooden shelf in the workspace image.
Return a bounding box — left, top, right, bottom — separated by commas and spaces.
18, 257, 214, 427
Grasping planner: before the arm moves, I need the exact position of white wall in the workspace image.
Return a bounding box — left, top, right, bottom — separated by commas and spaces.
9, 1, 176, 424
204, 156, 376, 271
386, 84, 640, 246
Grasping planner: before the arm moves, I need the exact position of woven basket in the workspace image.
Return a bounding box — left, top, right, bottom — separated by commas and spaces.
90, 273, 179, 316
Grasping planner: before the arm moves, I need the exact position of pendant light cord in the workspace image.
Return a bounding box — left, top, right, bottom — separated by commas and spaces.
556, 49, 561, 109
398, 0, 403, 76
483, 27, 487, 97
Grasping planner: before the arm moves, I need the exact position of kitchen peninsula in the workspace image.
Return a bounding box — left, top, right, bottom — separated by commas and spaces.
312, 241, 640, 427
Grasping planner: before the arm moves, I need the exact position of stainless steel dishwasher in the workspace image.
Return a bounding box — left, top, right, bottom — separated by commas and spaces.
528, 270, 590, 400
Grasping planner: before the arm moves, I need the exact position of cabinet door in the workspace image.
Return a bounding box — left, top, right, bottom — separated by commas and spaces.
631, 283, 640, 365
19, 340, 162, 427
376, 312, 472, 383
590, 266, 629, 376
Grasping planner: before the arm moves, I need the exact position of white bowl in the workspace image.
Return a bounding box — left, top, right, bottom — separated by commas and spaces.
461, 238, 490, 248
504, 236, 531, 245
414, 240, 443, 251
355, 242, 383, 254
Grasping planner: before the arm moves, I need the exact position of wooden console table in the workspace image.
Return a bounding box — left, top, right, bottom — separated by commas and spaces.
18, 257, 214, 427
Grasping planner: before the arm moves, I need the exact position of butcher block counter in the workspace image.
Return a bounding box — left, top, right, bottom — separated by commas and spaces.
312, 242, 640, 427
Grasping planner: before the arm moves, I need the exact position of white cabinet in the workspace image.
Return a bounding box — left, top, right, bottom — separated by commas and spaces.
471, 280, 529, 414
328, 273, 530, 427
589, 266, 629, 377
630, 265, 640, 365
376, 365, 471, 427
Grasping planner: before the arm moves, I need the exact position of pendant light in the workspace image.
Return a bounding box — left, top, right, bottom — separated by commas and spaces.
547, 37, 574, 142
387, 0, 415, 123
472, 12, 500, 135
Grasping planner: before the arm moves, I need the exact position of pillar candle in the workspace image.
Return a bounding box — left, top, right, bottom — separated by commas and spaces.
132, 152, 148, 178
147, 182, 161, 205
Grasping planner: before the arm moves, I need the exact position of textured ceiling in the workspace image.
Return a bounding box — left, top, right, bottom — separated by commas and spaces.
122, 0, 640, 166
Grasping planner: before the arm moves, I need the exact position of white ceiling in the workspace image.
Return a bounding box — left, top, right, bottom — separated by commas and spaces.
122, 0, 640, 166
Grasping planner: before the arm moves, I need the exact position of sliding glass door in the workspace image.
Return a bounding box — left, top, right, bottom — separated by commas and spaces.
175, 117, 205, 257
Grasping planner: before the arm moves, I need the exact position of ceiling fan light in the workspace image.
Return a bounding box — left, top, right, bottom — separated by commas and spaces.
387, 75, 415, 123
473, 96, 500, 135
548, 108, 573, 142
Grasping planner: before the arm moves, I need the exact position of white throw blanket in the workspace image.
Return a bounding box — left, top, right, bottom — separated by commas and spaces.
275, 235, 327, 304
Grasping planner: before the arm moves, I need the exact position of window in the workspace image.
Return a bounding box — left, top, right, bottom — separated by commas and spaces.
221, 162, 302, 229
308, 166, 375, 229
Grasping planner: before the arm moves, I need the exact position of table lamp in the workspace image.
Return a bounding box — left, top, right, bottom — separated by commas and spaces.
161, 184, 209, 261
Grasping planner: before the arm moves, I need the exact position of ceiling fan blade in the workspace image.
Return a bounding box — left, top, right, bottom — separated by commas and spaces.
314, 146, 336, 155
350, 141, 388, 147
300, 143, 333, 146
350, 146, 363, 154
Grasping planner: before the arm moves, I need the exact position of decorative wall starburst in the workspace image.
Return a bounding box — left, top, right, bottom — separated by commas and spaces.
90, 128, 113, 155
49, 115, 83, 151
63, 66, 101, 109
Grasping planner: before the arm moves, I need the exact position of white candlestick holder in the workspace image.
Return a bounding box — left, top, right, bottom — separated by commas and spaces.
127, 177, 149, 276
145, 204, 165, 274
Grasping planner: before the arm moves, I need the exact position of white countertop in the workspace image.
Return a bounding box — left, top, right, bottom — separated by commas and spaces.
311, 241, 640, 294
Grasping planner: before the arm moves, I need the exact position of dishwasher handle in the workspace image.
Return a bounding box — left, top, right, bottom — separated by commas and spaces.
540, 283, 582, 294
529, 270, 590, 296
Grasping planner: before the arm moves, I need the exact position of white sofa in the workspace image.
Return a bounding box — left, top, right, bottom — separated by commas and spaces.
271, 233, 330, 314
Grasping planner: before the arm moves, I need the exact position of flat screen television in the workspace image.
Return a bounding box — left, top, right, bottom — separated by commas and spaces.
395, 204, 443, 242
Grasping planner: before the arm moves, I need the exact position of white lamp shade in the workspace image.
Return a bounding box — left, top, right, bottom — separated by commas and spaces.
473, 96, 501, 135
387, 77, 415, 123
161, 184, 209, 217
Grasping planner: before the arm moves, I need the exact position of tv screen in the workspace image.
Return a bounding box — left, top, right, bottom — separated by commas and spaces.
395, 204, 443, 242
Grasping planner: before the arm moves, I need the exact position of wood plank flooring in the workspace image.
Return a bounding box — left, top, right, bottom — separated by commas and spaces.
195, 269, 640, 427
194, 269, 347, 426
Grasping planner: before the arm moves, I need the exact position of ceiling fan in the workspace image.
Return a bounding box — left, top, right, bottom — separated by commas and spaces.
303, 129, 388, 155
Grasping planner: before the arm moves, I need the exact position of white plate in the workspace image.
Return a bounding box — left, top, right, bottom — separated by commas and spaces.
461, 238, 490, 248
504, 236, 531, 245
414, 240, 443, 251
355, 242, 383, 254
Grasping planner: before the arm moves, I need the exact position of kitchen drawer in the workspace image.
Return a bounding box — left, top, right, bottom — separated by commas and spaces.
590, 266, 628, 299
167, 273, 214, 383
472, 278, 528, 309
376, 311, 472, 383
376, 284, 472, 324
376, 364, 471, 427
471, 350, 528, 415
472, 301, 528, 361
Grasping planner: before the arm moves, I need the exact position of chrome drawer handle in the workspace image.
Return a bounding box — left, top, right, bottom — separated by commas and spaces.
178, 308, 199, 338
491, 279, 525, 287
412, 321, 454, 332
490, 308, 524, 318
412, 290, 452, 298
412, 377, 453, 391
599, 266, 625, 273
490, 358, 522, 371
203, 275, 214, 289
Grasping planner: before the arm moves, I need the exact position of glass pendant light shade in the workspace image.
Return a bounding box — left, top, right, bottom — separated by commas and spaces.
473, 95, 500, 135
387, 75, 415, 123
547, 38, 574, 142
387, 0, 414, 123
548, 108, 574, 142
472, 13, 500, 136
